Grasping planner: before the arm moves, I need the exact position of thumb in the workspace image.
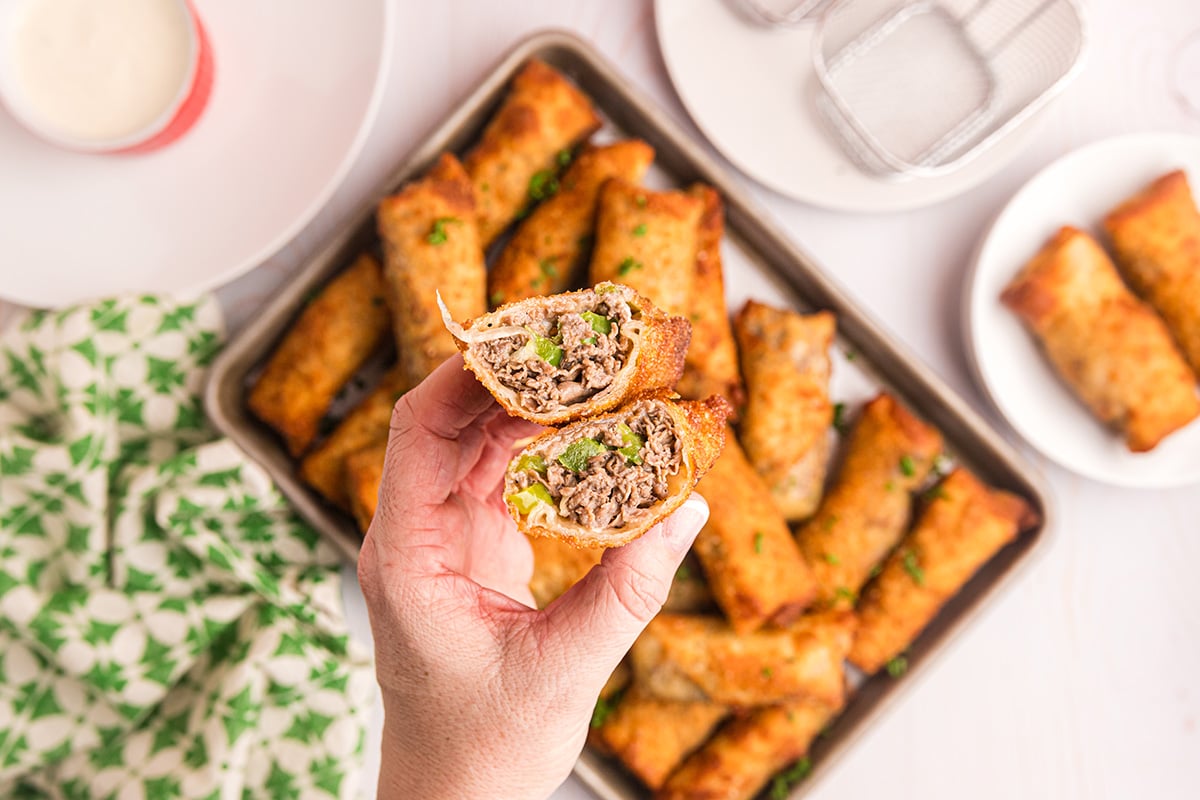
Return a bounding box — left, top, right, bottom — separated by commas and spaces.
536, 495, 710, 675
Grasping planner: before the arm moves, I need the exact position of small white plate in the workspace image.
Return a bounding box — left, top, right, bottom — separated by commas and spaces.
0, 0, 393, 308
653, 0, 1047, 213
965, 132, 1200, 488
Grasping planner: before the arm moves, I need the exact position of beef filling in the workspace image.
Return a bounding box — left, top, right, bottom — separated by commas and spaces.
475, 294, 635, 412
515, 403, 682, 529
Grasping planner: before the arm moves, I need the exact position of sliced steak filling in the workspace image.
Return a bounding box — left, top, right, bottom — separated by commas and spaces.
473, 292, 636, 413
513, 401, 683, 530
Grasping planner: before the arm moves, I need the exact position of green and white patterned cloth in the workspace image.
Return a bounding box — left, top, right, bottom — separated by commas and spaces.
0, 296, 373, 799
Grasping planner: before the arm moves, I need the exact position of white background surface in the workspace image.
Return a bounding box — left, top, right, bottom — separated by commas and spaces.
3, 1, 1199, 798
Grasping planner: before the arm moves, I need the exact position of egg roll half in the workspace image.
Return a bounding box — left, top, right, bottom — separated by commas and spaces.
344, 439, 388, 533
589, 179, 703, 317
1104, 169, 1200, 375
735, 301, 836, 522
488, 140, 654, 305
378, 153, 487, 389
444, 283, 690, 425
465, 58, 601, 246
692, 428, 818, 635
504, 393, 729, 548
247, 254, 390, 456
1001, 226, 1199, 452
796, 393, 943, 609
630, 612, 854, 708
849, 468, 1034, 674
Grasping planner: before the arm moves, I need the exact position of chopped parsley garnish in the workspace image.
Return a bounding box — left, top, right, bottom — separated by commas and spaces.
884, 480, 896, 492
886, 655, 908, 678
635, 194, 648, 208
869, 563, 883, 579
831, 402, 848, 434
675, 564, 692, 581
823, 514, 838, 531
902, 549, 925, 586
539, 258, 558, 279
426, 216, 461, 245
556, 147, 572, 167
844, 349, 858, 361
590, 688, 625, 729
822, 552, 840, 565
528, 169, 559, 201
761, 666, 773, 679
617, 256, 643, 276
754, 531, 765, 554
632, 223, 647, 237
834, 586, 857, 604
899, 454, 916, 477
488, 291, 506, 307
770, 757, 812, 799
558, 438, 609, 473
924, 484, 949, 502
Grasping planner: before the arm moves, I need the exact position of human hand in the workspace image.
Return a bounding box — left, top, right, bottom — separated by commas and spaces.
357, 355, 710, 800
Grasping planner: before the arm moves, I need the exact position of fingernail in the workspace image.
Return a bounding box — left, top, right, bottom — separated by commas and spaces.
664, 495, 709, 555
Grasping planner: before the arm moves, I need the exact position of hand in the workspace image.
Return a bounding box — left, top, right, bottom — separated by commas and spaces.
357, 355, 710, 800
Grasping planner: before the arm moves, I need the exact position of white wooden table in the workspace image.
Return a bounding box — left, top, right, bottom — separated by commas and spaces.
4, 1, 1198, 797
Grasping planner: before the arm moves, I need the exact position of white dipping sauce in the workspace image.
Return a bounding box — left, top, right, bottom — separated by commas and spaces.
11, 0, 193, 142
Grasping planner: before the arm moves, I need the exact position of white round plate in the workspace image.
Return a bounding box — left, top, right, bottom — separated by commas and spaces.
0, 0, 393, 308
654, 0, 1047, 213
965, 132, 1200, 488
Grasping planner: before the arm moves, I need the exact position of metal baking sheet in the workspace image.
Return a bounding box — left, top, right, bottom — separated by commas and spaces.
204, 29, 1052, 800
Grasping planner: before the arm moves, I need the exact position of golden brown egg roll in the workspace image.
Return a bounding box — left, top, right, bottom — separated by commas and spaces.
504, 393, 729, 548
691, 428, 818, 635
849, 469, 1034, 674
675, 185, 744, 412
298, 366, 408, 508
735, 301, 836, 522
527, 535, 603, 608
488, 140, 655, 305
247, 254, 390, 456
445, 283, 689, 425
464, 58, 601, 247
1001, 226, 1199, 452
593, 688, 729, 791
588, 179, 703, 317
378, 152, 487, 389
657, 698, 839, 800
1104, 169, 1200, 375
796, 393, 943, 609
343, 439, 388, 533
630, 612, 854, 708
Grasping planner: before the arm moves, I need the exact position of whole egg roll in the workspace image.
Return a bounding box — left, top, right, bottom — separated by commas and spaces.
343, 439, 388, 533
735, 301, 836, 522
378, 152, 487, 389
588, 179, 703, 317
1001, 226, 1199, 452
1104, 169, 1200, 375
527, 535, 603, 608
299, 366, 408, 508
444, 283, 690, 426
464, 58, 601, 247
675, 185, 744, 412
503, 393, 729, 548
630, 612, 854, 708
488, 140, 655, 305
796, 393, 943, 609
849, 468, 1034, 674
691, 428, 818, 635
247, 254, 390, 456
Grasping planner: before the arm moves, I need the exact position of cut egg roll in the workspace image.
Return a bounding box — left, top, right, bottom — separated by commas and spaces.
691, 428, 818, 635
488, 140, 655, 305
1104, 169, 1200, 375
796, 393, 943, 609
247, 253, 391, 456
502, 393, 729, 548
378, 152, 487, 389
444, 282, 690, 425
630, 612, 854, 708
735, 300, 836, 522
849, 468, 1034, 674
588, 179, 703, 317
343, 439, 388, 533
1001, 226, 1199, 452
464, 58, 601, 247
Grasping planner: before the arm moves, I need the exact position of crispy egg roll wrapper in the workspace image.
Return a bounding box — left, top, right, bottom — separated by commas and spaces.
630, 611, 854, 708
1001, 226, 1199, 452
675, 185, 743, 413
299, 366, 408, 508
589, 179, 703, 317
796, 393, 943, 609
692, 428, 818, 634
488, 141, 655, 305
527, 535, 604, 608
735, 301, 836, 522
657, 698, 839, 800
378, 153, 487, 388
593, 688, 730, 791
1104, 169, 1200, 374
343, 439, 388, 533
849, 469, 1034, 673
504, 393, 728, 548
247, 254, 390, 456
446, 283, 690, 426
464, 58, 601, 246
